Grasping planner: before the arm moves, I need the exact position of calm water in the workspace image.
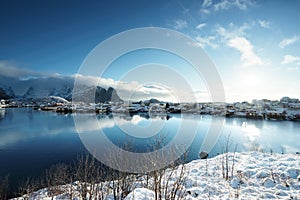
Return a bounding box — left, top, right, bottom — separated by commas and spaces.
1, 108, 300, 194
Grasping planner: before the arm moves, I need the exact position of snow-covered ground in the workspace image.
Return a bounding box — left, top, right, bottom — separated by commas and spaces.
14, 152, 300, 200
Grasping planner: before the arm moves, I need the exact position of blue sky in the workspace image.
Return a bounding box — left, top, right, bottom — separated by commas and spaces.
0, 0, 300, 102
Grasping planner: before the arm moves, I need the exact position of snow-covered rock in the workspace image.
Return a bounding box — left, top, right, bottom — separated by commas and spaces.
256, 170, 270, 178
262, 178, 276, 188
286, 168, 300, 179
230, 177, 242, 189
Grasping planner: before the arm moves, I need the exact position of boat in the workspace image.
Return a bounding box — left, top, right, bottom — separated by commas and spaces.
288, 113, 300, 122
56, 106, 73, 113
225, 109, 235, 117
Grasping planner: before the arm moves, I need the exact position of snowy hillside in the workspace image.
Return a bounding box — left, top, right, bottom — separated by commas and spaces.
14, 152, 300, 200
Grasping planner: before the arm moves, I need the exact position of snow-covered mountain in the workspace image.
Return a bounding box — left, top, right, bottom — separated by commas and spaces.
0, 87, 11, 100
72, 85, 122, 103
0, 75, 122, 102
23, 86, 36, 98
0, 75, 74, 97
0, 86, 16, 99
48, 85, 73, 101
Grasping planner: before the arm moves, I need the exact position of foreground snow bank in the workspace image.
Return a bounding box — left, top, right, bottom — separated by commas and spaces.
181, 152, 299, 199
14, 152, 300, 200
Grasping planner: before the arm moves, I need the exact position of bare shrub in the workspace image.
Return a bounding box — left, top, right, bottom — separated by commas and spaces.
43, 163, 71, 199
141, 134, 188, 200
16, 177, 39, 200
220, 134, 238, 180
73, 153, 106, 200
0, 175, 9, 200
280, 146, 286, 154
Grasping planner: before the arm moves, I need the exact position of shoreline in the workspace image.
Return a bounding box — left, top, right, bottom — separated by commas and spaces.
2, 106, 300, 123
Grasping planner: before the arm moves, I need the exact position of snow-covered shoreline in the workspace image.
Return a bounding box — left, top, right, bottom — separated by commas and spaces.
14, 152, 300, 200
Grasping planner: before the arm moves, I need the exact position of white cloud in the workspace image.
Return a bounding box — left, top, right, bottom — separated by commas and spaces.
215, 23, 250, 40
281, 55, 300, 65
202, 0, 212, 8
201, 0, 255, 14
258, 20, 270, 28
214, 0, 233, 11
73, 74, 176, 102
0, 61, 58, 79
217, 0, 254, 10
173, 19, 188, 30
195, 35, 218, 49
202, 0, 254, 11
279, 36, 299, 48
73, 74, 116, 88
205, 23, 264, 67
200, 8, 210, 14
196, 23, 207, 30
227, 37, 263, 66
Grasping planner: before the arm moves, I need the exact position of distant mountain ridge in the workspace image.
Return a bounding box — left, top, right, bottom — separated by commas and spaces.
48, 85, 73, 100
23, 86, 36, 99
0, 75, 123, 103
0, 84, 122, 103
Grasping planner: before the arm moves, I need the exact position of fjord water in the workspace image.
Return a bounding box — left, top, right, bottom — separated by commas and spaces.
1, 108, 300, 194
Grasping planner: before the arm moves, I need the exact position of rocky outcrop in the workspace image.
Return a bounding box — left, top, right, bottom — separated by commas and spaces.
95, 87, 122, 103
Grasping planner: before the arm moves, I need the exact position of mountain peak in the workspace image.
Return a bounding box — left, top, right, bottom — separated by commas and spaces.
23, 86, 36, 99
